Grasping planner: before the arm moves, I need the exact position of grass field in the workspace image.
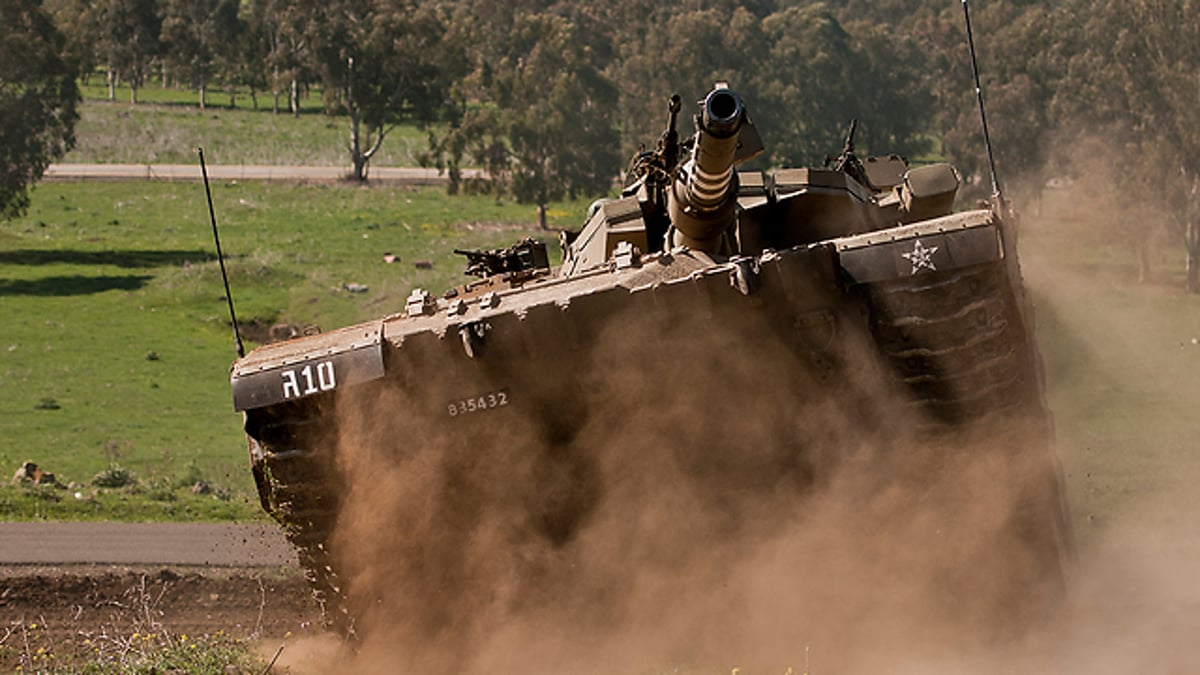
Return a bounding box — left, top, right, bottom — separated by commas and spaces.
0, 180, 588, 521
1020, 189, 1200, 554
69, 79, 431, 167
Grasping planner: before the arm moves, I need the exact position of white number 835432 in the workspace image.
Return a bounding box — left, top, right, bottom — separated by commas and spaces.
448, 390, 509, 417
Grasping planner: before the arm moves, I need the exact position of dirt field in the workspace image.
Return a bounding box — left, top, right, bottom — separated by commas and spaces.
0, 522, 324, 671
1, 565, 317, 636
0, 565, 323, 671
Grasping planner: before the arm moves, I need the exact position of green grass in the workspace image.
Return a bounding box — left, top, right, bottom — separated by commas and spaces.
1, 476, 258, 523
69, 78, 432, 166
1, 180, 588, 520
1021, 188, 1200, 550
79, 75, 327, 113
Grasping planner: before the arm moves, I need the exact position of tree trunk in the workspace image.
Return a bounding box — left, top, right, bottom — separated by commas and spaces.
290, 79, 299, 117
1137, 230, 1152, 284
346, 57, 367, 182
199, 81, 207, 110
130, 83, 138, 105
349, 108, 367, 182
538, 203, 548, 230
107, 67, 116, 101
352, 153, 369, 182
1187, 219, 1200, 293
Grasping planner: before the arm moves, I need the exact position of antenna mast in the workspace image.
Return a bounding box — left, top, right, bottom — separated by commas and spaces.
198, 147, 245, 358
962, 0, 1002, 202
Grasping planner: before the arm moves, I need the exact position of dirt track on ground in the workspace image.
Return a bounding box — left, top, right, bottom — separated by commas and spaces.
43, 163, 469, 185
0, 522, 297, 567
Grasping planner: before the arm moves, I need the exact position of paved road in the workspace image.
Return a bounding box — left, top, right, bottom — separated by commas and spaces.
44, 163, 473, 185
0, 522, 297, 567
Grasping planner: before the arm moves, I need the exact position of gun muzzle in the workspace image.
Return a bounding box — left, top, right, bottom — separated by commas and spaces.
669, 86, 747, 252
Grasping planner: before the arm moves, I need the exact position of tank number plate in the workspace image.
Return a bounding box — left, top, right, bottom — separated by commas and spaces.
448, 390, 509, 417
232, 338, 385, 412
282, 361, 336, 400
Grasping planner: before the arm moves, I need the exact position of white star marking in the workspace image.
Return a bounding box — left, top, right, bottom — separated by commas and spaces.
901, 239, 939, 274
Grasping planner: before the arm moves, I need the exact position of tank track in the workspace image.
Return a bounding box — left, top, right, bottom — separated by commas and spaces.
252, 413, 354, 635
864, 261, 1043, 428
863, 259, 1073, 582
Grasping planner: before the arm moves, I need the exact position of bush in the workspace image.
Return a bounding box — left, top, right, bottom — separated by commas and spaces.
92, 465, 138, 489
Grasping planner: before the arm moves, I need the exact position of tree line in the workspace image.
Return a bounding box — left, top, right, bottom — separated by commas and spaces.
8, 0, 1200, 288
36, 1, 936, 185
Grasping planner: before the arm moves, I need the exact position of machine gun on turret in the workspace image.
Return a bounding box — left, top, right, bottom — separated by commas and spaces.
454, 237, 550, 279
827, 119, 872, 190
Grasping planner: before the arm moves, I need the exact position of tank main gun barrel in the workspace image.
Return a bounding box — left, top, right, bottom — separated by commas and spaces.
668, 85, 748, 253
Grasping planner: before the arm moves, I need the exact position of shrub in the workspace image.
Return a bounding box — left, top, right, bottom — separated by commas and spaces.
92, 465, 138, 489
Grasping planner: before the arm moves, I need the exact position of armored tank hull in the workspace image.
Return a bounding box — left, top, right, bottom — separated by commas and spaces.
231, 86, 1072, 636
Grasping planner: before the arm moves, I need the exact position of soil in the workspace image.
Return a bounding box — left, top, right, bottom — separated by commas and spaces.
0, 565, 319, 636
0, 521, 328, 670
1, 564, 324, 670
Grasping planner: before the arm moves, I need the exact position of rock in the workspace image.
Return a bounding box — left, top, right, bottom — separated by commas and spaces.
343, 283, 369, 293
414, 259, 433, 269
269, 323, 299, 342
12, 461, 37, 484
12, 461, 63, 487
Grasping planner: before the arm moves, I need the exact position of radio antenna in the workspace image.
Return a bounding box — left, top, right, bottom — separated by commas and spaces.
962, 0, 1003, 202
198, 147, 245, 358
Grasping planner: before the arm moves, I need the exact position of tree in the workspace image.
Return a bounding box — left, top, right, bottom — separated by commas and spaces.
160, 0, 238, 109
313, 0, 451, 181
0, 0, 80, 219
431, 11, 621, 228
95, 0, 162, 103
248, 0, 315, 115
43, 0, 100, 83
753, 5, 873, 166
612, 5, 767, 155
840, 19, 933, 162
1044, 0, 1200, 287
231, 0, 269, 110
504, 14, 621, 227
954, 4, 1060, 203
610, 3, 932, 169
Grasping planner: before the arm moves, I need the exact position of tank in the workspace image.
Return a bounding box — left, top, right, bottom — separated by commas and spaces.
231, 84, 1073, 636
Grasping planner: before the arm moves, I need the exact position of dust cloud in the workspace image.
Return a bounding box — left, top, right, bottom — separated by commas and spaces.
1004, 148, 1200, 675
261, 294, 1075, 675
275, 175, 1200, 672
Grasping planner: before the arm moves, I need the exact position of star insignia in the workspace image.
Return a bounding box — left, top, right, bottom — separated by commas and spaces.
901, 239, 939, 274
